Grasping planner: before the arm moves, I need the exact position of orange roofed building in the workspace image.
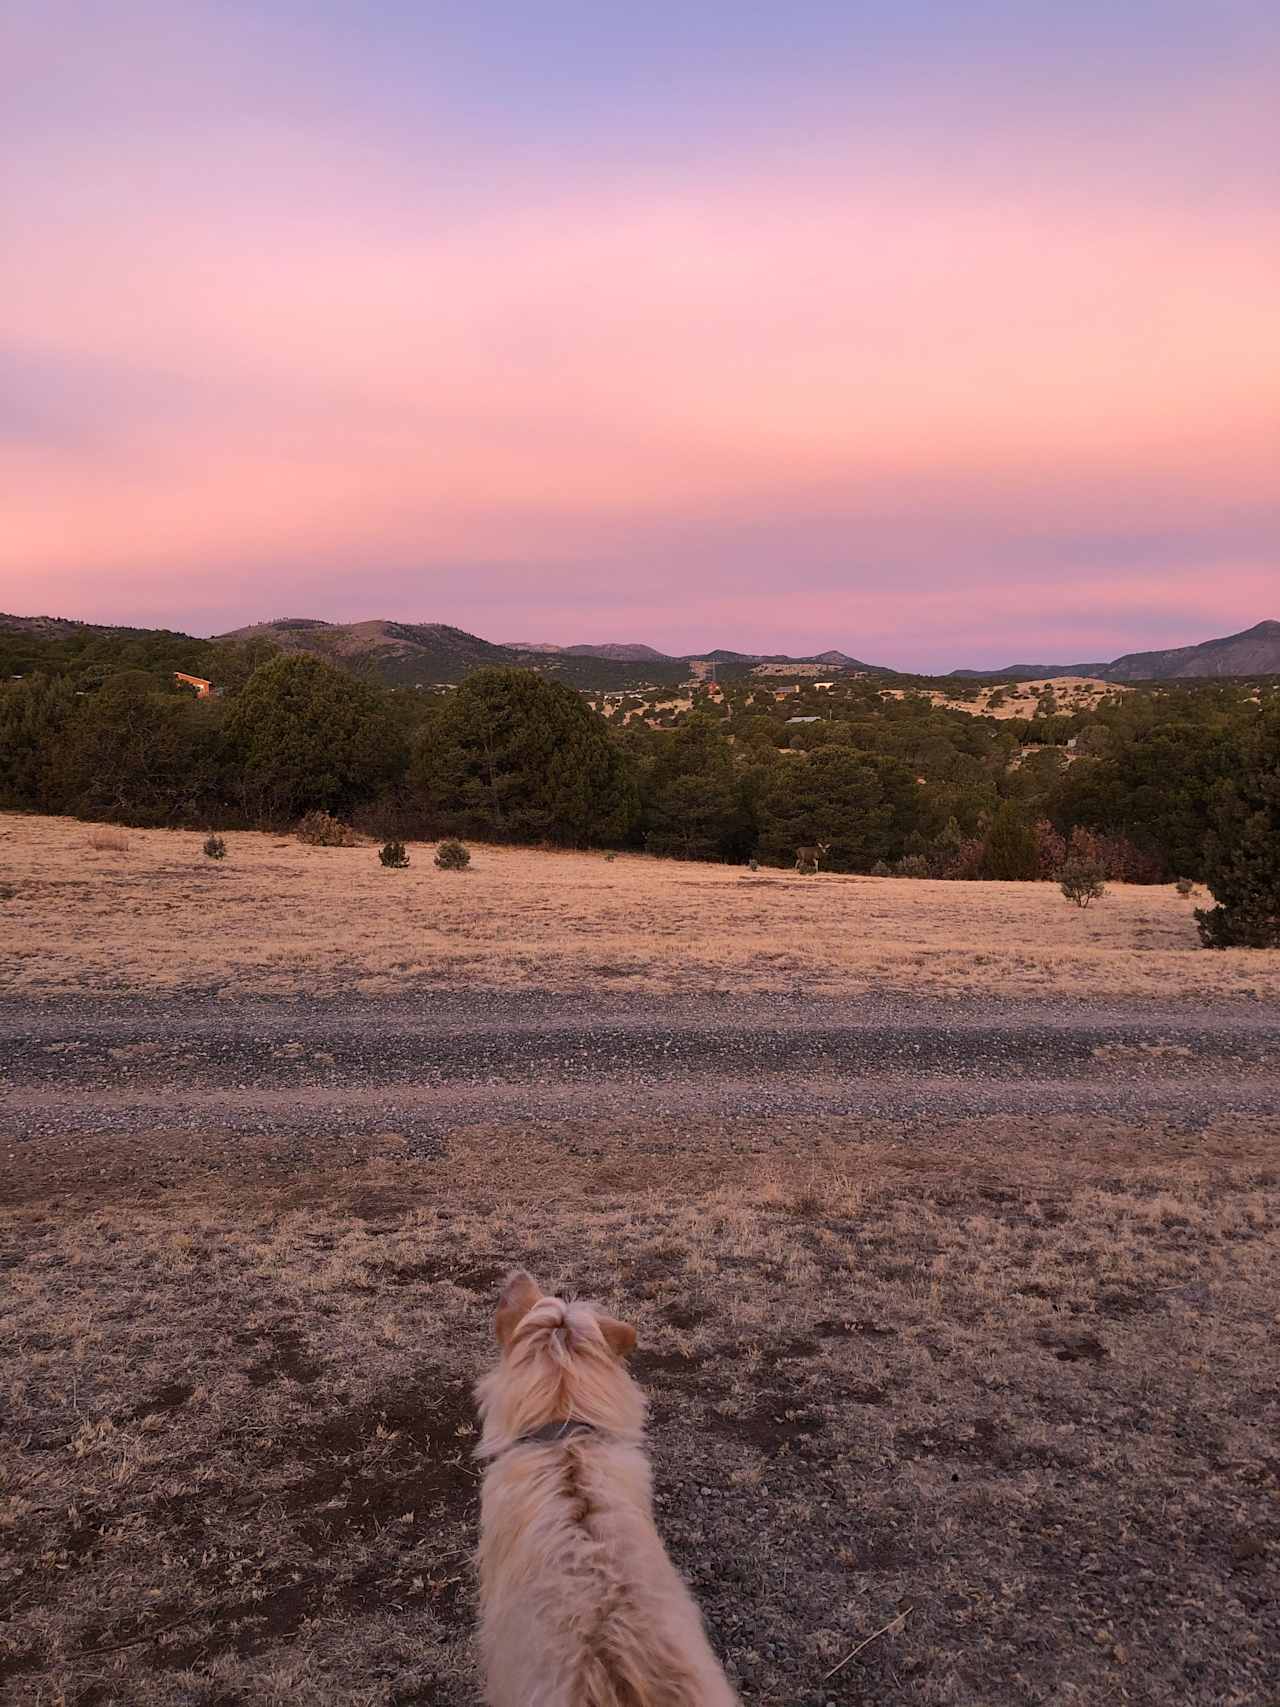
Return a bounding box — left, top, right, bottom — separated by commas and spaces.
174, 672, 214, 699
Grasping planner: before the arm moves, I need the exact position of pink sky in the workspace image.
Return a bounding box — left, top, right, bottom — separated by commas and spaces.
3, 2, 1277, 669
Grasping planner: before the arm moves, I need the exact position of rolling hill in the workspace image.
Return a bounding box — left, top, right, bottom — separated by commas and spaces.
213, 618, 689, 689
6, 611, 1278, 690
212, 620, 887, 685
1105, 620, 1280, 680
950, 621, 1280, 681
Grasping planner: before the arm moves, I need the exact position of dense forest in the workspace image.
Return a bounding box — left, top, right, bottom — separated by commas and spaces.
2, 622, 1277, 944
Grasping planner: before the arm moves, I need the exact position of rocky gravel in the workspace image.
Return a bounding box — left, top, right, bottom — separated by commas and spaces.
4, 989, 1277, 1147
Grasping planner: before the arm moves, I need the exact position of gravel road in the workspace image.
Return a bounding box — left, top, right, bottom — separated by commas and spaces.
4, 990, 1277, 1146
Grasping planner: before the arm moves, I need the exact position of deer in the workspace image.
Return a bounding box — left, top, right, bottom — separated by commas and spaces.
794, 841, 830, 874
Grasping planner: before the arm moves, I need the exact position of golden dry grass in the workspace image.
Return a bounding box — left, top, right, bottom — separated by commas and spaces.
1, 811, 1275, 1001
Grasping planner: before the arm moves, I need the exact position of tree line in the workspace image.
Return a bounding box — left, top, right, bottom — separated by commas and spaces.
1, 645, 1276, 944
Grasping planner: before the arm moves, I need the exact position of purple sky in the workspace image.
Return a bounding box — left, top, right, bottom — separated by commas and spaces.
2, 1, 1277, 669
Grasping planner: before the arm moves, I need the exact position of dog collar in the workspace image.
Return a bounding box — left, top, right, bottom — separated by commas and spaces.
512, 1419, 601, 1448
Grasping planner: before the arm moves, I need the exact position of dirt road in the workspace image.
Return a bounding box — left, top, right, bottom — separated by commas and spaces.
5, 990, 1277, 1150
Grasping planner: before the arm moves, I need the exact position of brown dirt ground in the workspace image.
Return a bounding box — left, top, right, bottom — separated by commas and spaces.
3, 812, 1276, 1002
3, 1115, 1278, 1705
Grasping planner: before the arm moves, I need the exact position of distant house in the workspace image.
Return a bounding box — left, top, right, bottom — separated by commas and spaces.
787, 715, 821, 724
812, 681, 835, 690
174, 672, 214, 699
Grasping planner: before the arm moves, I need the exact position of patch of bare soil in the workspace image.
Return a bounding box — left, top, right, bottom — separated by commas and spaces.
2, 1117, 1278, 1704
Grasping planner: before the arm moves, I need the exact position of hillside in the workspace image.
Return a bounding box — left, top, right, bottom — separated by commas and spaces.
6, 611, 1278, 689
214, 617, 687, 689
208, 620, 886, 686
952, 620, 1280, 681
950, 660, 1110, 680
502, 641, 676, 662
1107, 619, 1280, 680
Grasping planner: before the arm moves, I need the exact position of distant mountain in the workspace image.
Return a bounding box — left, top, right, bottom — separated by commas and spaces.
215, 620, 885, 685
695, 646, 880, 670
563, 642, 676, 662
500, 641, 676, 662
214, 617, 687, 689
950, 620, 1280, 682
1106, 620, 1280, 680
217, 618, 513, 684
950, 661, 1111, 680
8, 610, 1277, 690
0, 612, 190, 640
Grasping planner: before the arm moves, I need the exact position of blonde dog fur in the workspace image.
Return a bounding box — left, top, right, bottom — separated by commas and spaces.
475, 1271, 740, 1707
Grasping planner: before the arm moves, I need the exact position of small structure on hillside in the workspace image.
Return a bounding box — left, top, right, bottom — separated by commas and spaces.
174, 672, 214, 699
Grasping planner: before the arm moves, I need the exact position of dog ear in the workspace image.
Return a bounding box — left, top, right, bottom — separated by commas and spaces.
496, 1270, 542, 1347
596, 1314, 637, 1359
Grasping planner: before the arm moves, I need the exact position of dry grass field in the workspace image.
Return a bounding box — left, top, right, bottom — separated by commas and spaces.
2, 812, 1276, 1002
4, 1116, 1279, 1706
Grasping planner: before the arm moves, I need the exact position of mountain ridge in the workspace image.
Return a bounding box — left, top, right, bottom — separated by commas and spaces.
949, 620, 1280, 682
5, 612, 1278, 686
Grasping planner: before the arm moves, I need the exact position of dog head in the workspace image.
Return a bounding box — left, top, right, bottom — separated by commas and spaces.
494, 1270, 636, 1360
476, 1271, 643, 1454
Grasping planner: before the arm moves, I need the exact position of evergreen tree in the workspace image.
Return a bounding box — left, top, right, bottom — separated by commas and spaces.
639, 713, 751, 859
49, 672, 227, 825
412, 668, 636, 844
1195, 705, 1280, 947
0, 674, 78, 809
980, 800, 1039, 880
756, 747, 920, 870
226, 653, 404, 820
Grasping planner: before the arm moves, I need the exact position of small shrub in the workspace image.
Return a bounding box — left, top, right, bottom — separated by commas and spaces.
0, 882, 14, 902
870, 859, 893, 877
894, 854, 931, 879
379, 839, 410, 869
1059, 858, 1107, 909
296, 811, 360, 847
604, 850, 617, 862
1175, 876, 1195, 898
434, 839, 471, 871
203, 834, 227, 860
88, 828, 130, 854
748, 857, 759, 872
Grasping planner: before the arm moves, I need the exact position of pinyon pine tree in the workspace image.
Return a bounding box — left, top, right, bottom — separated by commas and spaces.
412, 668, 636, 845
980, 800, 1039, 881
227, 653, 404, 820
1195, 704, 1280, 947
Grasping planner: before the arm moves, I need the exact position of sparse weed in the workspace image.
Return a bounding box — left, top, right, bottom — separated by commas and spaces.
203, 834, 227, 860
88, 828, 130, 854
296, 811, 360, 847
894, 853, 931, 878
